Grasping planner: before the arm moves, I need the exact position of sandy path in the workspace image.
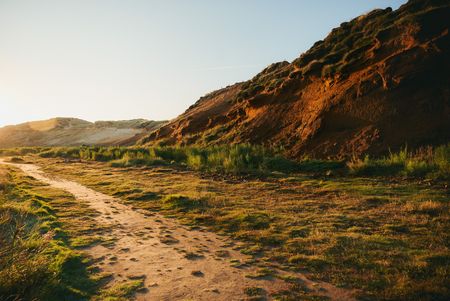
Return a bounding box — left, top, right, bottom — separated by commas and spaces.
1, 159, 356, 301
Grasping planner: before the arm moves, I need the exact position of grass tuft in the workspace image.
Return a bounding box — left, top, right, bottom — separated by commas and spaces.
347, 145, 450, 179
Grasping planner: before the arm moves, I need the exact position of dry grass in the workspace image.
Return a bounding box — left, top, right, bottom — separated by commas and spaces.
30, 156, 449, 301
0, 164, 139, 300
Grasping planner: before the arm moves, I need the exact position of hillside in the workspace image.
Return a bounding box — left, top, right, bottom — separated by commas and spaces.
141, 0, 450, 158
0, 117, 165, 148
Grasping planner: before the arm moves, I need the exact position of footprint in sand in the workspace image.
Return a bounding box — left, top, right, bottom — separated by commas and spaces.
1, 160, 357, 301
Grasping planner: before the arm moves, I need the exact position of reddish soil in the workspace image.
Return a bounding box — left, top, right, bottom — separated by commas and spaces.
142, 0, 450, 159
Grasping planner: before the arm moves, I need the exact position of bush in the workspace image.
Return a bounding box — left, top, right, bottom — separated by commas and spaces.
0, 167, 100, 301
99, 144, 299, 175
347, 154, 404, 175
347, 145, 450, 179
0, 207, 52, 300
35, 145, 296, 174
433, 144, 450, 179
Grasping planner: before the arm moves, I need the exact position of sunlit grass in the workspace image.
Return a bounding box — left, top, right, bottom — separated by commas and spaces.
30, 154, 450, 301
0, 165, 116, 300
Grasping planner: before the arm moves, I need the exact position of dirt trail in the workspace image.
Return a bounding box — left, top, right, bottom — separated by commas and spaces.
1, 159, 356, 301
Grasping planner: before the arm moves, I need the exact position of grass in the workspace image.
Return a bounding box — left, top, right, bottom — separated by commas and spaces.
244, 286, 266, 301
0, 165, 107, 300
29, 152, 449, 301
0, 164, 144, 300
95, 279, 145, 301
9, 144, 308, 175
245, 267, 276, 279
1, 144, 449, 300
347, 145, 450, 179
161, 194, 208, 211
3, 144, 449, 179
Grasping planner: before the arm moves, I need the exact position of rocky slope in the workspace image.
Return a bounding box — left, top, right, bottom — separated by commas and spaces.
0, 118, 165, 148
141, 0, 450, 158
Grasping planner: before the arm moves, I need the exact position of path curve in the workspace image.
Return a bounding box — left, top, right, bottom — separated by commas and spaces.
1, 159, 356, 301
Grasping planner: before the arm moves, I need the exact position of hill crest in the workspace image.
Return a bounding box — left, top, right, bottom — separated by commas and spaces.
0, 117, 166, 148
141, 0, 450, 158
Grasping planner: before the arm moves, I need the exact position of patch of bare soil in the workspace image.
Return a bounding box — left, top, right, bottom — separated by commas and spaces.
1, 159, 355, 301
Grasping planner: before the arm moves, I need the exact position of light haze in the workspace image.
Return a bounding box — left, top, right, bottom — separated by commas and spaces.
0, 0, 406, 126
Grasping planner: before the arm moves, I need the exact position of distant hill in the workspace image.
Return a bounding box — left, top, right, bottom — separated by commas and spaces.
0, 117, 166, 148
141, 0, 450, 158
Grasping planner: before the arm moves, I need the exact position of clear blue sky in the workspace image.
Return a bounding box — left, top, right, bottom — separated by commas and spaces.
0, 0, 407, 126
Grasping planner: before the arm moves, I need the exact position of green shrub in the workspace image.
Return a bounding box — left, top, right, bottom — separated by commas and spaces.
433, 144, 450, 179
16, 144, 450, 178
0, 207, 51, 300
186, 148, 205, 170
347, 154, 404, 176
404, 160, 433, 177
348, 145, 450, 179
0, 168, 100, 300
35, 145, 298, 174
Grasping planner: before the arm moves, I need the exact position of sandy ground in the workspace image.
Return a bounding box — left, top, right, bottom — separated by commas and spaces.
1, 159, 356, 301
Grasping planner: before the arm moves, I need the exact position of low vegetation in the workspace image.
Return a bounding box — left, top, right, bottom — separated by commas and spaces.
347, 145, 450, 179
25, 147, 449, 301
0, 165, 101, 300
0, 165, 143, 301
3, 144, 299, 174
2, 143, 449, 179
1, 144, 449, 300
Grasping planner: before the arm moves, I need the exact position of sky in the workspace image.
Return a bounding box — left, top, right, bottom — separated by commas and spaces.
0, 0, 407, 127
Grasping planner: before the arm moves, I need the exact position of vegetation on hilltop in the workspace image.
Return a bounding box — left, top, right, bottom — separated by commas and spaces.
141, 0, 450, 159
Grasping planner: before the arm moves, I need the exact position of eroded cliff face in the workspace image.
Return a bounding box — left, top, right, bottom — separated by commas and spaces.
142, 0, 450, 159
